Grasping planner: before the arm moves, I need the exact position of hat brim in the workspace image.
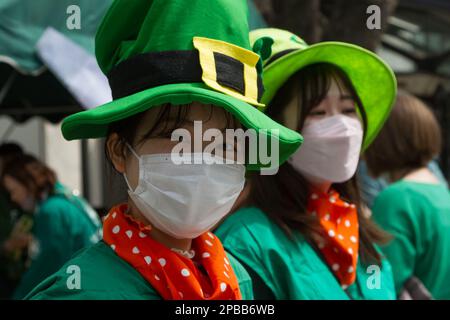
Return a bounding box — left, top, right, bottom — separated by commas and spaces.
61, 82, 303, 170
262, 42, 397, 150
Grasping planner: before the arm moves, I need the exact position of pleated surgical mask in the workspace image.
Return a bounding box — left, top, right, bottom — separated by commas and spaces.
123, 145, 245, 239
289, 115, 363, 183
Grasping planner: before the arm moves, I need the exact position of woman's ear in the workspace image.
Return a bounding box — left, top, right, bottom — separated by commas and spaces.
106, 133, 126, 173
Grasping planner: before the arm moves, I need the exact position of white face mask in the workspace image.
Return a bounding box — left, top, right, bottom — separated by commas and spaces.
288, 114, 363, 184
124, 147, 246, 239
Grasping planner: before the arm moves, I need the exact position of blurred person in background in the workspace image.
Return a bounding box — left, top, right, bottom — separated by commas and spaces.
1, 154, 101, 299
358, 157, 447, 209
365, 91, 450, 299
0, 142, 31, 299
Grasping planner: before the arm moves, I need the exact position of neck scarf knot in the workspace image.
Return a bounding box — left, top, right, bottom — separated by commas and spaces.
308, 190, 359, 288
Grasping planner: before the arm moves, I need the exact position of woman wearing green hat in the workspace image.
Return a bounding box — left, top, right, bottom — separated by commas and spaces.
24, 2, 302, 300
215, 28, 398, 300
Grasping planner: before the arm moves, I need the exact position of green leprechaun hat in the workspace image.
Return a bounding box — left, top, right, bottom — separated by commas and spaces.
61, 0, 303, 170
250, 28, 397, 150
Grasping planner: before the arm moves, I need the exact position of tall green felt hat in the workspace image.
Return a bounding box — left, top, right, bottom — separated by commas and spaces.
250, 28, 397, 150
61, 0, 302, 170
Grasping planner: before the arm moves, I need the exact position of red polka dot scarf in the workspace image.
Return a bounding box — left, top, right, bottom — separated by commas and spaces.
308, 189, 359, 288
103, 204, 242, 300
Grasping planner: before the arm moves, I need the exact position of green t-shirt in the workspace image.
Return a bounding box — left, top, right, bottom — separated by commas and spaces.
25, 241, 254, 300
372, 180, 450, 299
13, 193, 101, 300
215, 206, 396, 300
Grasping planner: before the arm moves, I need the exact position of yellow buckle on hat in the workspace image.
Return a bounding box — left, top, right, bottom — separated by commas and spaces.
193, 36, 264, 108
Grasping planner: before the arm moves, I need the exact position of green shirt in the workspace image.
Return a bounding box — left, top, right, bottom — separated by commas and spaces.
372, 180, 450, 299
25, 241, 254, 300
215, 206, 396, 300
13, 192, 101, 300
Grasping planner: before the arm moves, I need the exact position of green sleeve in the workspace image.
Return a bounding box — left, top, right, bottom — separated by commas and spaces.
372, 187, 417, 295
26, 271, 161, 300
13, 200, 74, 299
216, 208, 284, 299
227, 253, 254, 300
26, 274, 96, 300
238, 259, 274, 300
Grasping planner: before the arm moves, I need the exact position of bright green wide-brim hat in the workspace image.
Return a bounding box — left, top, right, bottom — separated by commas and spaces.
250, 28, 397, 150
61, 1, 303, 170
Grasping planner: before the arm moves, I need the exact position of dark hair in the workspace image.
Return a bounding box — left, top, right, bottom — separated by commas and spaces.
0, 142, 23, 156
365, 91, 442, 180
0, 143, 24, 169
249, 63, 388, 265
1, 154, 57, 199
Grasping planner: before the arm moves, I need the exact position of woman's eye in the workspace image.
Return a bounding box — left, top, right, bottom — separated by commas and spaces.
343, 107, 357, 114
309, 110, 326, 116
